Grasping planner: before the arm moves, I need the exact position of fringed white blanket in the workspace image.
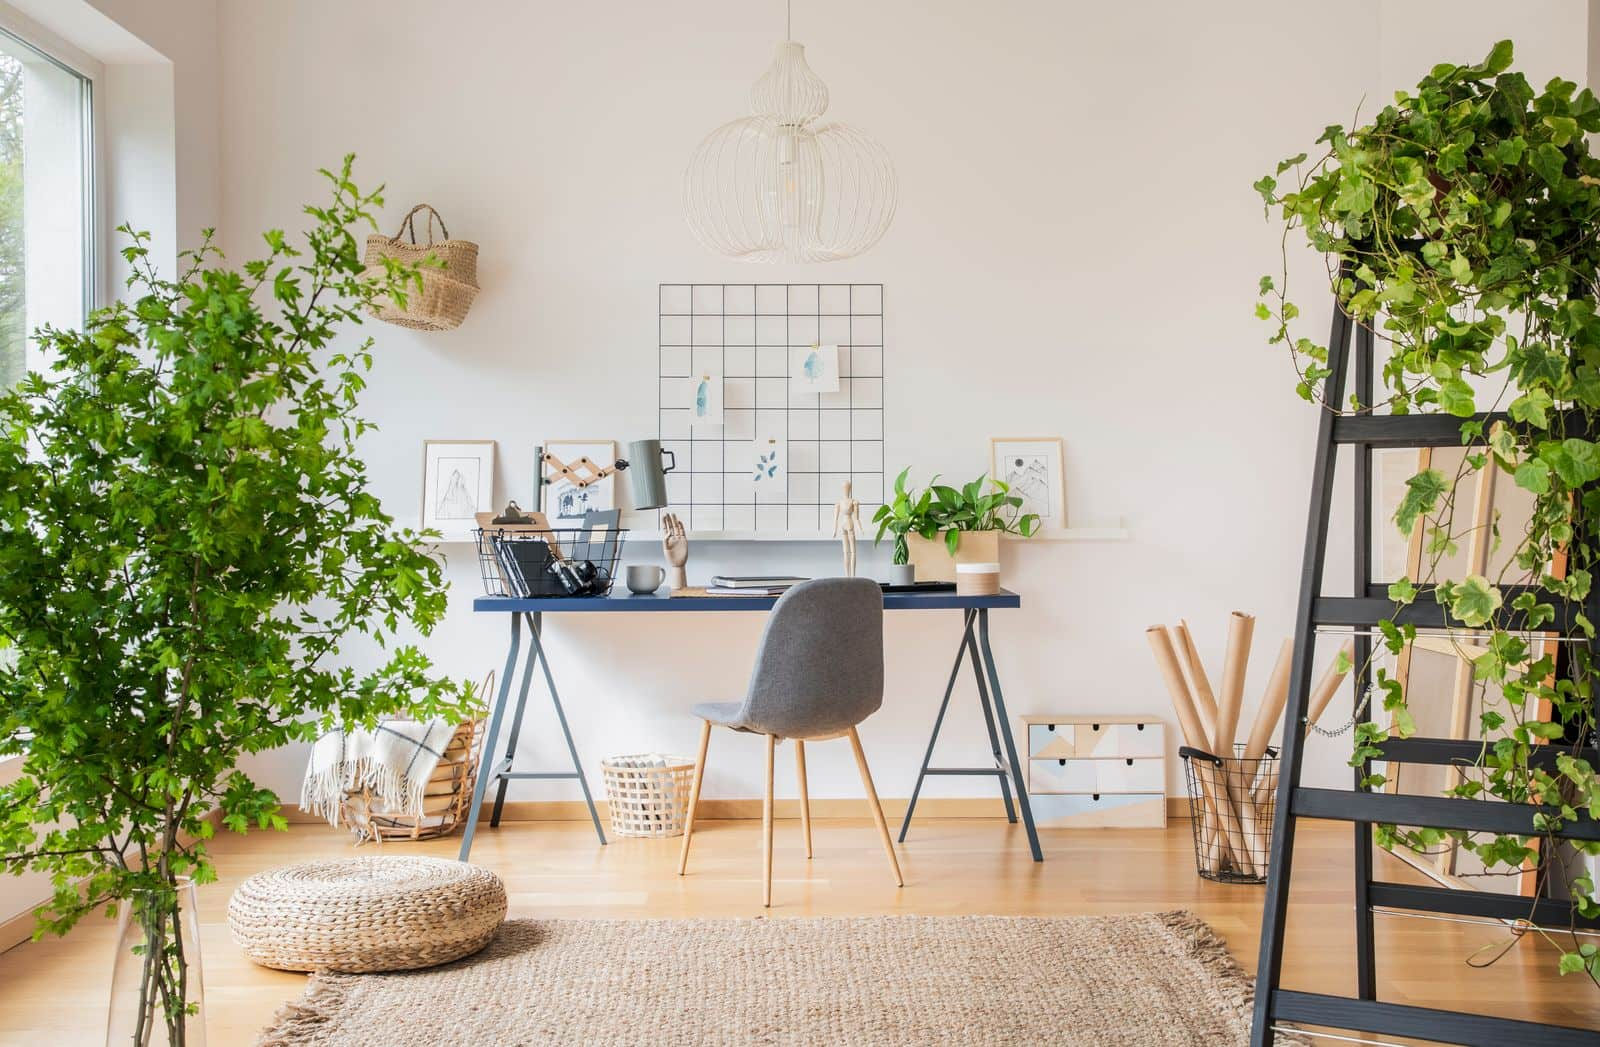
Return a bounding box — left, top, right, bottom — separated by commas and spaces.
301, 719, 456, 830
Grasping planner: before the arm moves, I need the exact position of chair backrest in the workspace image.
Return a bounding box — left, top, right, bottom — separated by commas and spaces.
737, 577, 884, 739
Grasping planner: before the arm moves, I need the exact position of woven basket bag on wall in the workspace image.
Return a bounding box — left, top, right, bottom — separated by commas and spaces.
364, 203, 479, 331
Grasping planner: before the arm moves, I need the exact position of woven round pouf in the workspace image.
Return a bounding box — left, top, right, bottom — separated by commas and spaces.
227, 856, 506, 973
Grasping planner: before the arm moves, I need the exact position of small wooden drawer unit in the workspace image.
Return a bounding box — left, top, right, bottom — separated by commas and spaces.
1022, 716, 1166, 828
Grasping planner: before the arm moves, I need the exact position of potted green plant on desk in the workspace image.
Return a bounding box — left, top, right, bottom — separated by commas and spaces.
880, 471, 1039, 584
872, 467, 938, 584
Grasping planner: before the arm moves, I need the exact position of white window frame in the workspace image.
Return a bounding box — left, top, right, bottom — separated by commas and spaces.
0, 2, 101, 319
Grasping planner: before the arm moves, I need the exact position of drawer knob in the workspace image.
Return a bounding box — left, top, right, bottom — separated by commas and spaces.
1126, 758, 1133, 766
1091, 723, 1100, 731
1136, 723, 1145, 731
1058, 759, 1065, 766
1092, 793, 1100, 801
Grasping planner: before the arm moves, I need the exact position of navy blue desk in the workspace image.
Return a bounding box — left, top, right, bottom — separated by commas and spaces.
459, 588, 1040, 863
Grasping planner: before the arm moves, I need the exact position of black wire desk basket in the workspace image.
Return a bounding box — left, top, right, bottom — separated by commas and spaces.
475, 527, 627, 598
1178, 744, 1279, 885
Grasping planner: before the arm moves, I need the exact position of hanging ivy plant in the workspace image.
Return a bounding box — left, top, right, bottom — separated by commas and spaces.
1255, 40, 1600, 984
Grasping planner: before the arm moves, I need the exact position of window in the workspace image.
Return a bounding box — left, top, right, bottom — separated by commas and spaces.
0, 26, 91, 389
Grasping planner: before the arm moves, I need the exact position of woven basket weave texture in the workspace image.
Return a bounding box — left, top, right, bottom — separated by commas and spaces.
228, 856, 505, 973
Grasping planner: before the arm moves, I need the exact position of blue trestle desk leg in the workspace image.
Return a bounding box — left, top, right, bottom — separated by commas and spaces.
459, 612, 522, 862
459, 611, 608, 863
490, 612, 543, 827
966, 624, 1018, 825
900, 608, 1042, 862
898, 610, 974, 842
979, 608, 1041, 862
527, 612, 607, 845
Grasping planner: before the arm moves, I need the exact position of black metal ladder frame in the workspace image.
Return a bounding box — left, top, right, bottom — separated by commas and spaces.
899, 607, 1043, 862
1250, 282, 1600, 1046
458, 610, 606, 861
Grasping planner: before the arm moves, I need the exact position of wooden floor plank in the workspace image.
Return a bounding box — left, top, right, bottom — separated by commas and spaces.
0, 817, 1594, 1045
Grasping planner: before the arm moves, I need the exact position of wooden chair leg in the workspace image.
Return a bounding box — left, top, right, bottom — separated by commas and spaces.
795, 739, 813, 859
763, 733, 776, 907
678, 720, 713, 876
847, 726, 904, 888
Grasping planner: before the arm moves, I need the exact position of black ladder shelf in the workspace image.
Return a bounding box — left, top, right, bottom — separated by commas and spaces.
1251, 285, 1600, 1047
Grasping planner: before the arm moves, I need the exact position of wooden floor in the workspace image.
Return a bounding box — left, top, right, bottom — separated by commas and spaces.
0, 816, 1594, 1045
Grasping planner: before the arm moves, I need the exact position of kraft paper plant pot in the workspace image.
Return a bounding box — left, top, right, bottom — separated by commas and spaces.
905, 530, 1000, 583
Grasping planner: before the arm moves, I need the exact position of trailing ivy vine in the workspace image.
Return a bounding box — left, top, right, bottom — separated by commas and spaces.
1256, 40, 1600, 983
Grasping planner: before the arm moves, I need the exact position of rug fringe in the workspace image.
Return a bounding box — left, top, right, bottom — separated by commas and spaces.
1154, 910, 1311, 1046
255, 972, 352, 1047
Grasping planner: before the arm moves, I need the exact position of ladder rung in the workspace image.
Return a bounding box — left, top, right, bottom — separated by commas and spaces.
1333, 411, 1588, 447
922, 767, 1007, 777
1377, 737, 1596, 770
1368, 880, 1600, 929
1271, 990, 1597, 1047
1291, 787, 1600, 841
1312, 596, 1578, 631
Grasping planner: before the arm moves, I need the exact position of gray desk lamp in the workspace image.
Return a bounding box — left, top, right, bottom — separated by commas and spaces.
534, 440, 676, 512
620, 439, 676, 511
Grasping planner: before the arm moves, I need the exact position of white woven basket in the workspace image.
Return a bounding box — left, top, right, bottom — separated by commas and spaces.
601, 753, 695, 838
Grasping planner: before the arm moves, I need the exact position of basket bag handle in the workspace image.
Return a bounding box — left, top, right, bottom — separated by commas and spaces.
393, 203, 451, 245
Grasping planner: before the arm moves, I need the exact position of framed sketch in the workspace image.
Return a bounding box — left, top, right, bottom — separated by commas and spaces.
542, 439, 617, 522
991, 437, 1066, 534
422, 440, 495, 538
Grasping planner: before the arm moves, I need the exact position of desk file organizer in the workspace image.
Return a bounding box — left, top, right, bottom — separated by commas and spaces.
475, 528, 627, 598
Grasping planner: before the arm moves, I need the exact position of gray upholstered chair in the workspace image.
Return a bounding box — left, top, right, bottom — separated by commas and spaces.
677, 577, 903, 906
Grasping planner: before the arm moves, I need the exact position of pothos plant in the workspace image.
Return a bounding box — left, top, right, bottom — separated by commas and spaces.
872, 468, 1039, 560
1256, 40, 1600, 984
0, 156, 469, 1043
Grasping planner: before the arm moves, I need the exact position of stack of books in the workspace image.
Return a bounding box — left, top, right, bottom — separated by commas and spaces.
705, 575, 808, 596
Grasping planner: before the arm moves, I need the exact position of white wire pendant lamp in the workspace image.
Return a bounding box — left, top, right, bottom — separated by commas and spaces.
683, 2, 897, 263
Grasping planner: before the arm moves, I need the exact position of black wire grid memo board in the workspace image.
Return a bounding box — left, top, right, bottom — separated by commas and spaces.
658, 284, 885, 534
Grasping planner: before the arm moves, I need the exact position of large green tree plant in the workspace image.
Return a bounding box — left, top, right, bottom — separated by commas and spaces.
0, 157, 466, 1042
1256, 41, 1600, 984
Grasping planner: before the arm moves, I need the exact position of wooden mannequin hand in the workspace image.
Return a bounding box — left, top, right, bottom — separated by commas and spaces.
662, 512, 689, 589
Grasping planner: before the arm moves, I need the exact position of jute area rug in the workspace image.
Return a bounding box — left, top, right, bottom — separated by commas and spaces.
259, 911, 1296, 1046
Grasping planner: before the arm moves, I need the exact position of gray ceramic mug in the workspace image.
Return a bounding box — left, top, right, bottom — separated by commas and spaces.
626, 564, 666, 595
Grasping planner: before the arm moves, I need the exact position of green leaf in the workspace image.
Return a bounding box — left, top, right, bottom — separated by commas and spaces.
1449, 575, 1503, 628
1513, 460, 1551, 494
1395, 469, 1448, 533
1480, 39, 1514, 75
1387, 577, 1417, 604
1436, 376, 1475, 416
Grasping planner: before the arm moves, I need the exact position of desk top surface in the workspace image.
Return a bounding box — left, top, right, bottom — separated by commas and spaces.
472, 588, 1020, 613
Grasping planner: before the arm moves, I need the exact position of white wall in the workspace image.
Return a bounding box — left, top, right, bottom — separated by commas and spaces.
211, 0, 1592, 809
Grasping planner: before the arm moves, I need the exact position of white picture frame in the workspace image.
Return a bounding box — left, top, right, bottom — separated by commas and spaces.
422, 440, 496, 539
542, 439, 618, 522
991, 436, 1066, 534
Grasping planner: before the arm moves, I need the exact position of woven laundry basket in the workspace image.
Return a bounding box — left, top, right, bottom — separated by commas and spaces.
364, 203, 479, 331
601, 754, 695, 838
227, 856, 505, 973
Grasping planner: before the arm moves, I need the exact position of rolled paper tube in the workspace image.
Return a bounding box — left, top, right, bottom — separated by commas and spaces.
1146, 625, 1249, 873
1174, 620, 1220, 749
1244, 637, 1294, 761
1146, 626, 1209, 752
1306, 639, 1357, 728
1214, 611, 1255, 754
1215, 612, 1258, 876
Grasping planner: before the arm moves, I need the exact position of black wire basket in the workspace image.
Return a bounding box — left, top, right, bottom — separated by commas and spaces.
475, 527, 627, 598
1179, 744, 1279, 884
